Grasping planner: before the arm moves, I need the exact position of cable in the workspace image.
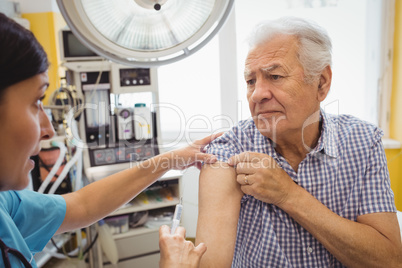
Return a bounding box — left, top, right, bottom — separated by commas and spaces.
48, 146, 83, 195
48, 104, 84, 194
49, 232, 98, 259
48, 76, 84, 130
37, 141, 67, 194
74, 151, 83, 191
64, 106, 84, 190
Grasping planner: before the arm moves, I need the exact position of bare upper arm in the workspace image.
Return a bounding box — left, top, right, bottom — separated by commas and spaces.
56, 192, 88, 234
196, 162, 243, 268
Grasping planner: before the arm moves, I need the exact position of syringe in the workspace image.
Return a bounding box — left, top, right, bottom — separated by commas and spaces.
170, 198, 183, 234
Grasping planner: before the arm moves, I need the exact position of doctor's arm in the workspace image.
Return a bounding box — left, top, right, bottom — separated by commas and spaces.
195, 162, 243, 267
56, 134, 219, 234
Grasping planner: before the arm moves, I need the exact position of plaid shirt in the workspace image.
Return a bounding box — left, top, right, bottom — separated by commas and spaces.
206, 110, 396, 268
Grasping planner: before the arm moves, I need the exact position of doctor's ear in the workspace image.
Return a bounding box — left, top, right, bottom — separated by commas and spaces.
317, 65, 332, 101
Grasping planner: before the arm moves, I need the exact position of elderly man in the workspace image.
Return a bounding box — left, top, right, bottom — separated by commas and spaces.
196, 17, 402, 267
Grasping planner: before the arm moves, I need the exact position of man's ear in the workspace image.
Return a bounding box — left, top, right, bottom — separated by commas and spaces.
317, 65, 332, 102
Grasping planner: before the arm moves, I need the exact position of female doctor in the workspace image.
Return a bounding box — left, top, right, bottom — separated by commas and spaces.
0, 13, 208, 268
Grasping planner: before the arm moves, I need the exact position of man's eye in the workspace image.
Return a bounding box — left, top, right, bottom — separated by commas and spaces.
271, 75, 282, 81
246, 79, 256, 86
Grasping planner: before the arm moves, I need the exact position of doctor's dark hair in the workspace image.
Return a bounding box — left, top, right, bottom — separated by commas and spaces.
247, 16, 332, 84
0, 13, 49, 98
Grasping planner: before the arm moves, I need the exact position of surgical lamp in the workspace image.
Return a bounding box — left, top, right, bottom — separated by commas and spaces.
56, 0, 234, 67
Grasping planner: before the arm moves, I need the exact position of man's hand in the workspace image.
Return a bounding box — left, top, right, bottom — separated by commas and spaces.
159, 225, 207, 268
228, 152, 298, 207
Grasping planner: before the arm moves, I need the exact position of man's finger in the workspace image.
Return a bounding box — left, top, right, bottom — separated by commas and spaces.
236, 158, 278, 173
228, 152, 265, 166
236, 174, 253, 185
240, 185, 252, 195
235, 162, 259, 174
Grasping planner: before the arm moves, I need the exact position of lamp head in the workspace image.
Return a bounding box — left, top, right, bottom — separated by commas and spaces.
133, 0, 167, 10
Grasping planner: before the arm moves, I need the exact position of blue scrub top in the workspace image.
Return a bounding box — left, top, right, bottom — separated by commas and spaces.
0, 190, 66, 267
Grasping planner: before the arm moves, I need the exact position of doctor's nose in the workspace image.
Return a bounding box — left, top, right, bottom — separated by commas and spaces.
40, 106, 55, 140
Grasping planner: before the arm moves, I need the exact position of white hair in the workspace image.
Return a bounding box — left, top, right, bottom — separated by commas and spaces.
247, 16, 332, 83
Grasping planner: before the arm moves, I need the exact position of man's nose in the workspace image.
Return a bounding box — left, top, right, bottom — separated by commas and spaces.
250, 79, 273, 103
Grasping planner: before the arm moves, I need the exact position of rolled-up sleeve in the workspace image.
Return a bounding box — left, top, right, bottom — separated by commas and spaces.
359, 130, 396, 215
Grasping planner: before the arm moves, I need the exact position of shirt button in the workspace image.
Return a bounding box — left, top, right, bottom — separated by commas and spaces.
307, 247, 313, 254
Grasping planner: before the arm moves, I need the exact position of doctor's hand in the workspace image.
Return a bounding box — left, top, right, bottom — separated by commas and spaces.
159, 225, 207, 268
228, 152, 297, 207
169, 133, 222, 170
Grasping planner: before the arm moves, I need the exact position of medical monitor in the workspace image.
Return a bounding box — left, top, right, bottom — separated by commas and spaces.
60, 29, 103, 62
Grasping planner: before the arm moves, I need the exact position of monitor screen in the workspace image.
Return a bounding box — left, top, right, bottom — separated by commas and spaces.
61, 30, 102, 61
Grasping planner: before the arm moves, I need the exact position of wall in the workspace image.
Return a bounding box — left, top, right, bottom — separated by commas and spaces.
18, 0, 66, 105
386, 149, 402, 210
387, 0, 402, 211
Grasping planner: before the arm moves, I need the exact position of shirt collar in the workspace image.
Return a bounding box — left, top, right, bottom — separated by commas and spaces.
312, 109, 338, 158
256, 109, 338, 159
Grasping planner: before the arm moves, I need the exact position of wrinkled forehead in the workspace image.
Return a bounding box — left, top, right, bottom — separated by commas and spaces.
244, 35, 300, 73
